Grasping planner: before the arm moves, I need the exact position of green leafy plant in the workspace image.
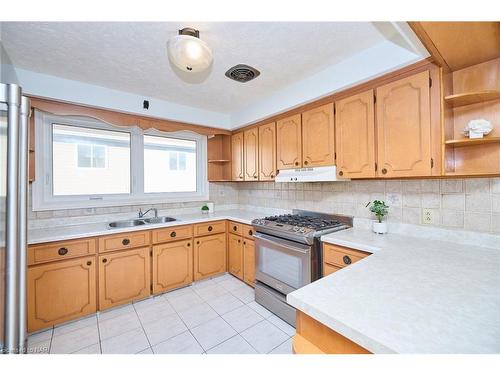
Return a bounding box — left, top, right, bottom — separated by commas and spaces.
366, 200, 389, 223
201, 204, 209, 211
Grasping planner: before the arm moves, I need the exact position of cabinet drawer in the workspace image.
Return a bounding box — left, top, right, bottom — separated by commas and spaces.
98, 231, 150, 253
152, 225, 192, 244
228, 221, 243, 235
194, 221, 226, 237
323, 243, 370, 268
242, 224, 255, 240
323, 262, 341, 276
28, 238, 96, 265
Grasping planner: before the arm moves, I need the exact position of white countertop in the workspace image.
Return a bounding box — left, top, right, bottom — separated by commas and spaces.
287, 228, 500, 354
28, 209, 272, 245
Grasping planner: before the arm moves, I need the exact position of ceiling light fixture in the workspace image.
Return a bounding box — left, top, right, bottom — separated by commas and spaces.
167, 27, 213, 73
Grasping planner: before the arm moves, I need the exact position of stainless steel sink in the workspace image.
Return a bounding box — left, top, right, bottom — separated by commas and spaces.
107, 216, 176, 229
142, 216, 176, 224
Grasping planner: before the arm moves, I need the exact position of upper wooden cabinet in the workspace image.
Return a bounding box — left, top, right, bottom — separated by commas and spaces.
258, 122, 276, 180
243, 127, 259, 181
335, 90, 376, 178
98, 247, 151, 310
376, 70, 432, 178
276, 114, 302, 170
193, 233, 227, 281
152, 240, 193, 294
231, 132, 244, 181
302, 104, 335, 167
28, 256, 96, 332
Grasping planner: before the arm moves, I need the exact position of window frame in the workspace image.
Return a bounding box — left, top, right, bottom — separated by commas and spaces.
32, 111, 208, 211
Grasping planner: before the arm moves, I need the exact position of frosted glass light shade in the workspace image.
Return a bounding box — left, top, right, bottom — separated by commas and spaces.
167, 34, 213, 73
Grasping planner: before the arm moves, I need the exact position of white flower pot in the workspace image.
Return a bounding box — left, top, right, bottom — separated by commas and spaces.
372, 221, 387, 234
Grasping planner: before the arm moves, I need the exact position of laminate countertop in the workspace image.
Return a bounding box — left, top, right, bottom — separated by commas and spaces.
287, 228, 500, 354
28, 209, 278, 245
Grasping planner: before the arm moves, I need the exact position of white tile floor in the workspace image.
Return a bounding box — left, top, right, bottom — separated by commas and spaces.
27, 274, 294, 354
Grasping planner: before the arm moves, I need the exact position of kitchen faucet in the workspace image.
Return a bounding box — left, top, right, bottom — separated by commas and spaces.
138, 207, 158, 218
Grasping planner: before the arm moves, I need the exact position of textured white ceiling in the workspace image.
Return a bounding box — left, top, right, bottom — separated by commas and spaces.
1, 22, 389, 113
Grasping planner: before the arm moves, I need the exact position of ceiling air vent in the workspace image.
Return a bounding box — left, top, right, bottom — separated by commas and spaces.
225, 64, 260, 83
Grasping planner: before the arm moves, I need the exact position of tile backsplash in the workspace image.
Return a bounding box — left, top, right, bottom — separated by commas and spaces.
237, 178, 500, 234
29, 178, 500, 234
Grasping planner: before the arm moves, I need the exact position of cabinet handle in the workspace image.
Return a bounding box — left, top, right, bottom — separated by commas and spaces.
338, 171, 344, 177
304, 160, 309, 165
86, 261, 92, 266
233, 225, 237, 231
343, 255, 352, 265
196, 241, 200, 245
208, 226, 213, 232
294, 162, 299, 166
122, 238, 130, 246
381, 168, 387, 175
243, 241, 246, 245
102, 258, 108, 263
238, 239, 241, 243
187, 242, 191, 247
248, 230, 253, 236
270, 174, 274, 178
254, 176, 257, 179
170, 231, 176, 238
58, 247, 68, 256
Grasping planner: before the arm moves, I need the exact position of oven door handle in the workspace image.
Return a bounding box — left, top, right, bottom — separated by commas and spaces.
253, 233, 310, 254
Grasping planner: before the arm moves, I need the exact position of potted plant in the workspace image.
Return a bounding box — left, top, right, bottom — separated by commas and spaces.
201, 204, 210, 214
366, 200, 389, 234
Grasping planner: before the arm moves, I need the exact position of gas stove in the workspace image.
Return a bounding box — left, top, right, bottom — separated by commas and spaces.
251, 210, 352, 245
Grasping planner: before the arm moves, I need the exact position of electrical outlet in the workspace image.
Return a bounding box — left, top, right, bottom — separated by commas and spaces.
422, 208, 434, 224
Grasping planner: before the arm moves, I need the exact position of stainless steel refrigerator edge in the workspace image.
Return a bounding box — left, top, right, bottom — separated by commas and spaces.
1, 83, 29, 354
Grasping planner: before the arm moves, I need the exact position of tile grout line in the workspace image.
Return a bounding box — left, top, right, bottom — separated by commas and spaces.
96, 314, 103, 354
131, 302, 153, 354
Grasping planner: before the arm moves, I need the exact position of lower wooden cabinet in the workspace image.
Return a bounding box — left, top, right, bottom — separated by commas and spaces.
243, 239, 255, 286
193, 233, 227, 281
152, 240, 193, 294
27, 256, 96, 332
98, 247, 151, 310
228, 233, 243, 279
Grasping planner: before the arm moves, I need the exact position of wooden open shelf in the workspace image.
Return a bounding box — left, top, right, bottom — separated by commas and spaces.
207, 135, 232, 181
445, 137, 500, 147
444, 90, 500, 107
208, 159, 230, 163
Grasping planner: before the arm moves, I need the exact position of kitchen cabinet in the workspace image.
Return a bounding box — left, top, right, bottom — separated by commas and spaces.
243, 239, 255, 286
258, 122, 276, 180
193, 233, 227, 281
376, 70, 432, 177
322, 243, 371, 277
152, 225, 192, 244
228, 233, 243, 279
231, 131, 244, 181
27, 256, 96, 332
276, 114, 302, 170
28, 237, 96, 265
335, 90, 376, 178
98, 247, 151, 310
302, 103, 335, 167
152, 240, 193, 294
98, 231, 150, 253
244, 127, 259, 181
194, 220, 226, 237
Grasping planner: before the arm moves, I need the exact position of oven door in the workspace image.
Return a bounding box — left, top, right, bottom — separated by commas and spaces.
254, 232, 311, 295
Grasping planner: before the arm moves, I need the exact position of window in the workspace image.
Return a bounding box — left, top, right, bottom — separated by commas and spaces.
77, 144, 106, 169
33, 112, 208, 210
144, 135, 196, 193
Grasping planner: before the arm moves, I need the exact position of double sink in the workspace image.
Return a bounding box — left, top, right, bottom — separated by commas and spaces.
108, 216, 177, 228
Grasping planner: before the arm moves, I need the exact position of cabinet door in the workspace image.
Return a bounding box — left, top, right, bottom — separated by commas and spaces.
302, 103, 335, 167
193, 233, 227, 281
258, 122, 276, 180
152, 240, 193, 294
98, 247, 150, 310
28, 256, 96, 332
243, 239, 255, 286
376, 70, 432, 177
228, 233, 243, 280
231, 132, 244, 181
276, 114, 302, 169
335, 90, 376, 178
244, 127, 259, 181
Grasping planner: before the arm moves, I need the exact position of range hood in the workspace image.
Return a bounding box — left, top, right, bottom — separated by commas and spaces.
275, 166, 349, 182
